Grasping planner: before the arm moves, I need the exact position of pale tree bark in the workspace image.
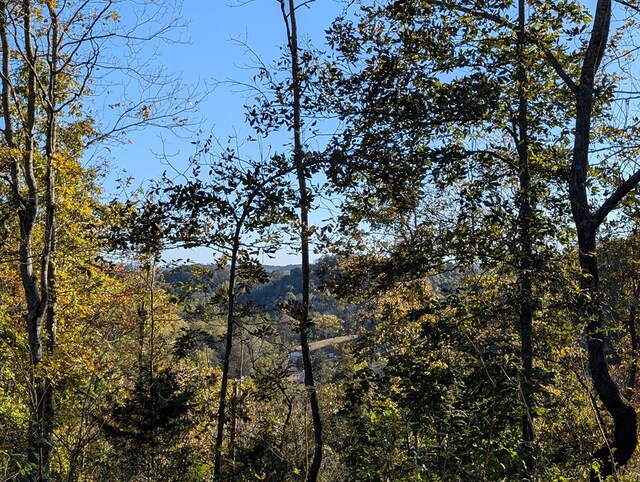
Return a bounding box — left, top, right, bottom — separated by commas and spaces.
0, 1, 194, 479
0, 1, 59, 479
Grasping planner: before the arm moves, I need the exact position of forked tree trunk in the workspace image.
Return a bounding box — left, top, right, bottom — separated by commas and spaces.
0, 2, 59, 479
568, 0, 638, 477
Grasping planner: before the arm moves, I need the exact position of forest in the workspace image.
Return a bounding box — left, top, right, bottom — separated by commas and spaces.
1, 0, 640, 480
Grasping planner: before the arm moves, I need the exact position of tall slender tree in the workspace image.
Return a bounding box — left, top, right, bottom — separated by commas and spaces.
278, 1, 323, 478
515, 0, 535, 476
0, 2, 64, 476
160, 137, 295, 479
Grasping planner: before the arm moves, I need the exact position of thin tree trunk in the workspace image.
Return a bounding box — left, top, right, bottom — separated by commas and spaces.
627, 300, 638, 398
147, 258, 157, 480
626, 227, 640, 399
515, 0, 535, 477
281, 1, 323, 479
229, 379, 238, 481
41, 7, 60, 478
214, 213, 247, 479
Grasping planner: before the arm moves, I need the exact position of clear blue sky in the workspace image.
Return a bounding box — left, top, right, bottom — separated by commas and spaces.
101, 1, 346, 265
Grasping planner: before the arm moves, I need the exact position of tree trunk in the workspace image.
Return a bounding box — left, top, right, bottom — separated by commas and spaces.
21, 2, 55, 478
626, 285, 639, 398
516, 0, 535, 476
280, 1, 323, 479
0, 2, 61, 477
568, 0, 637, 477
214, 217, 246, 479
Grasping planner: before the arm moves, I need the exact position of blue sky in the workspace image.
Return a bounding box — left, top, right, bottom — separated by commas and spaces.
101, 1, 346, 265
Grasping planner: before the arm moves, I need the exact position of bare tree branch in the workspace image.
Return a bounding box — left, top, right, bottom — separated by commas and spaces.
594, 167, 640, 227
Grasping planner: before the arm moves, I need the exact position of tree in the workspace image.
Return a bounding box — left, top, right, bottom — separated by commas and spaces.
323, 0, 640, 477
236, 0, 327, 477
323, 0, 588, 477
560, 0, 640, 476
278, 1, 323, 478
0, 1, 193, 479
160, 135, 296, 479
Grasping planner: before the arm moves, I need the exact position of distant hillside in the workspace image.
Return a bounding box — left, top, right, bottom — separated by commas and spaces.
263, 264, 300, 273
162, 261, 355, 334
162, 263, 301, 288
